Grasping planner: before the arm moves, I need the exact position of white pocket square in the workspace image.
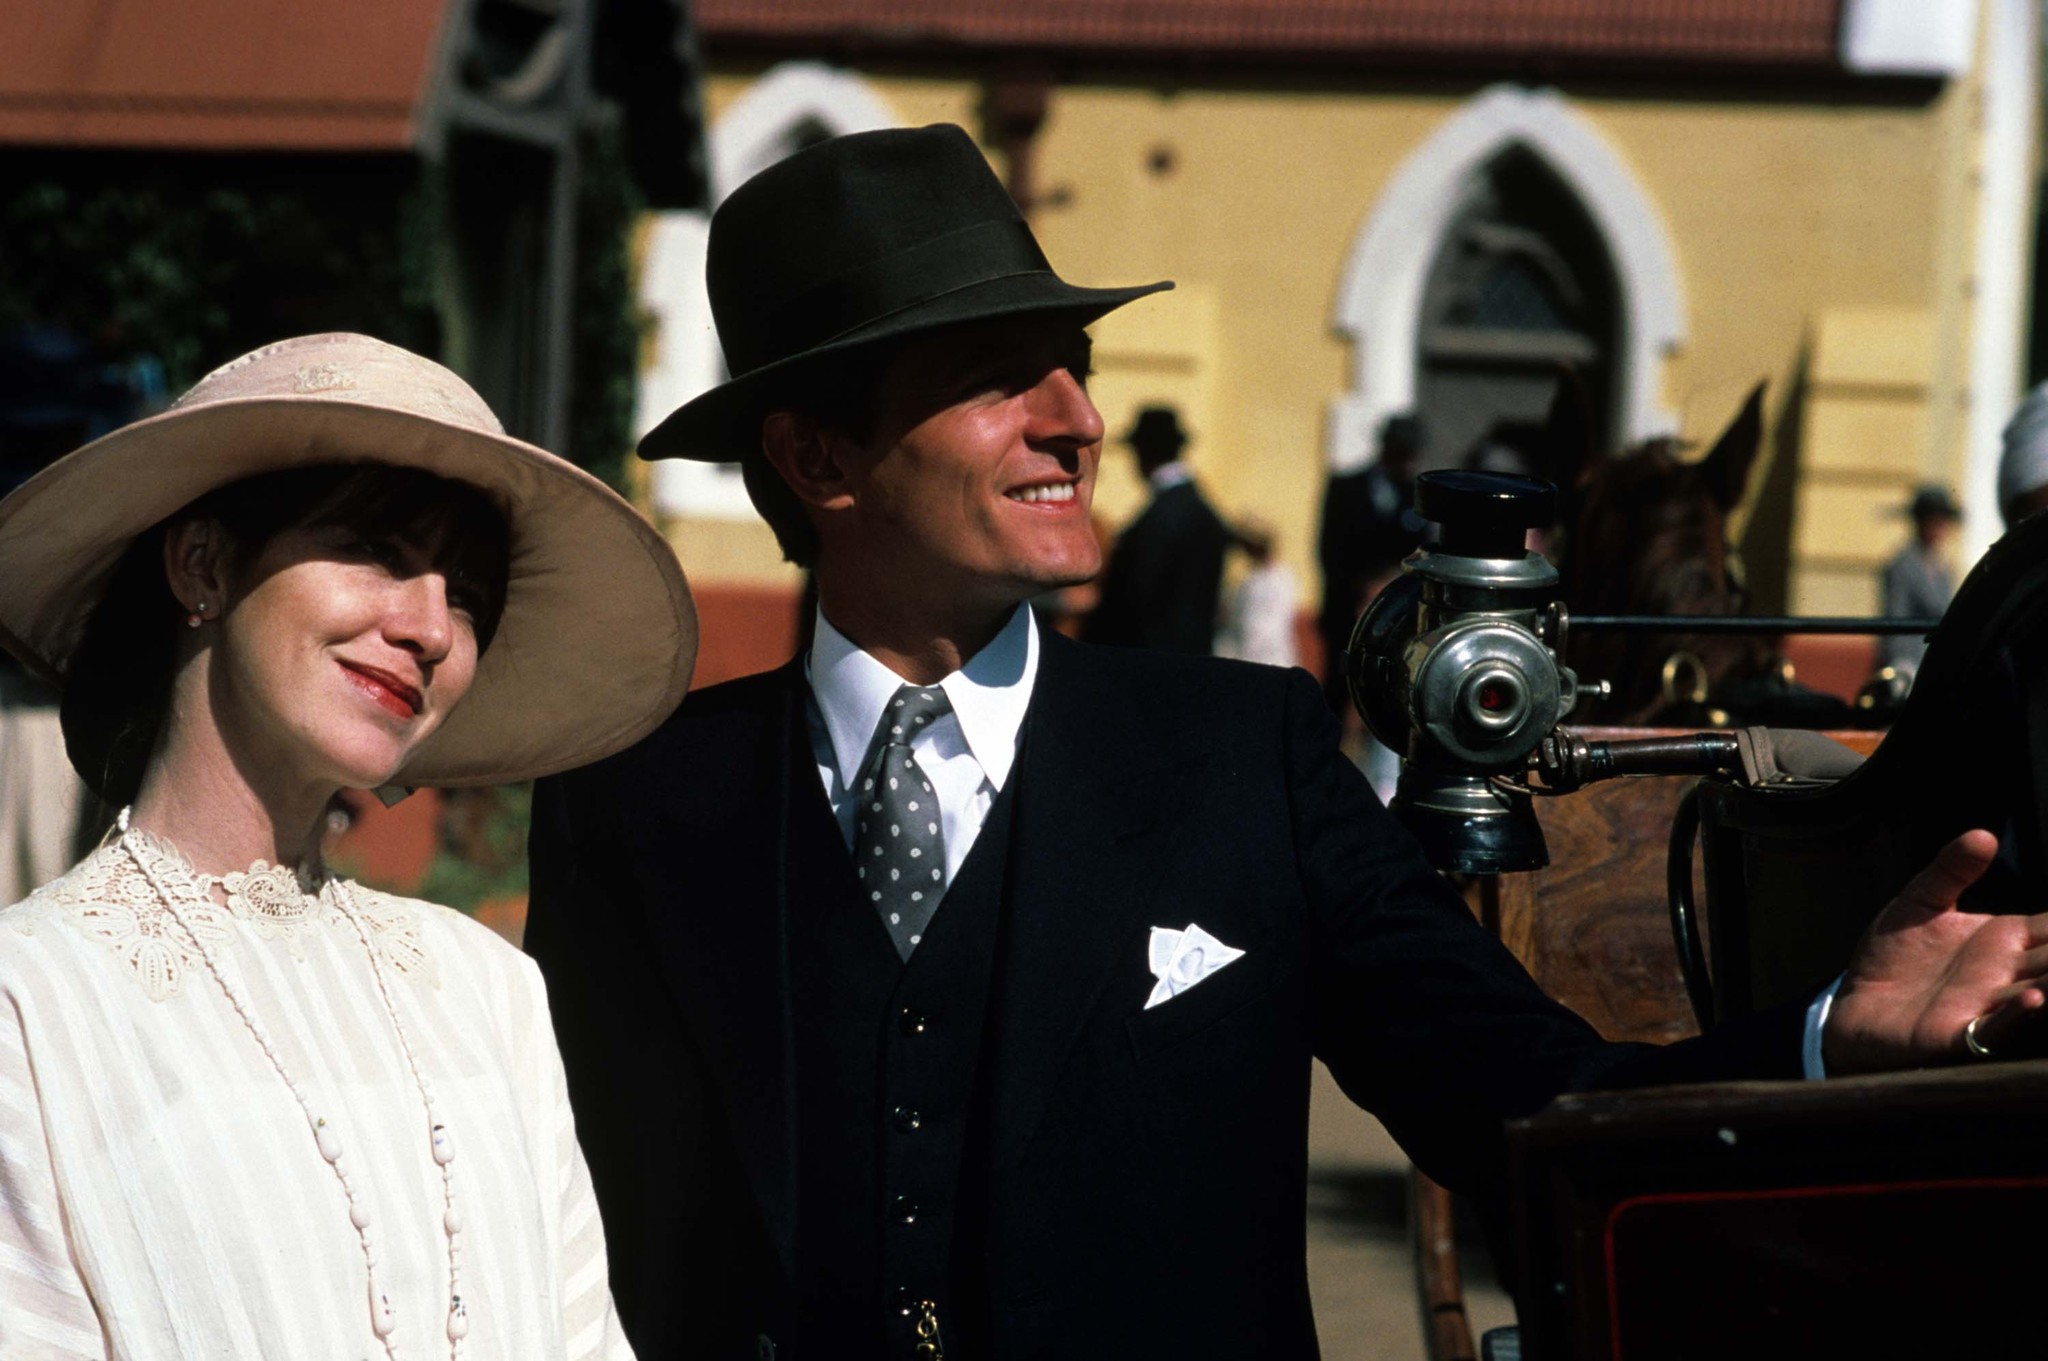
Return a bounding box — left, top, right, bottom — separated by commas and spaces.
1145, 923, 1246, 1009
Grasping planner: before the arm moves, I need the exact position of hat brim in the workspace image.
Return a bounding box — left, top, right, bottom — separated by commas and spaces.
0, 395, 696, 788
639, 271, 1172, 463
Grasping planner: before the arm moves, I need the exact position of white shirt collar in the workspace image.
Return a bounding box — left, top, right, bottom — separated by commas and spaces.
1147, 459, 1194, 492
808, 603, 1039, 792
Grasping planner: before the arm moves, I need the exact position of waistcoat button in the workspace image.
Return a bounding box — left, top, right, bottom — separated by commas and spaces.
891, 1106, 923, 1133
898, 1006, 929, 1036
892, 1195, 922, 1225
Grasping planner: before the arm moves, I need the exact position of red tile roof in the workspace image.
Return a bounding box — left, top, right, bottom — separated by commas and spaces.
0, 0, 450, 150
696, 0, 1846, 70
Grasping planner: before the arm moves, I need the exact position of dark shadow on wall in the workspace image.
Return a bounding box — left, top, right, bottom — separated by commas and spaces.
1739, 343, 1809, 617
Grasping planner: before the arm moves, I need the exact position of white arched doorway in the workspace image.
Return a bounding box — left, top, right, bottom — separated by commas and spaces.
708, 62, 897, 200
642, 64, 899, 516
1328, 85, 1685, 472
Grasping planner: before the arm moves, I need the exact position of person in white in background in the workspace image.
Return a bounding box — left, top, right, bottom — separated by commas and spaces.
0, 334, 693, 1360
0, 662, 84, 905
1216, 516, 1300, 668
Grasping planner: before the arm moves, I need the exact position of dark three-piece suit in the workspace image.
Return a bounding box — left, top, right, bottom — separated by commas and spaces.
525, 633, 1800, 1360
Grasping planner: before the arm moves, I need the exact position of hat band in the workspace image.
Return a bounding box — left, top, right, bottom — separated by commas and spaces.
744, 219, 1053, 373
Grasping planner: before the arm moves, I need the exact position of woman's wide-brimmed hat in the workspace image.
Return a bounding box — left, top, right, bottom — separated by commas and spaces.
0, 332, 697, 787
639, 122, 1173, 463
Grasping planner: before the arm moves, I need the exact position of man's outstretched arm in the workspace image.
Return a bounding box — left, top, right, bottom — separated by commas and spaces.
1286, 665, 2048, 1194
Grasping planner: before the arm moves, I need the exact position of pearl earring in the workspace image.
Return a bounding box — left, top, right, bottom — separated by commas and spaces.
185, 600, 210, 629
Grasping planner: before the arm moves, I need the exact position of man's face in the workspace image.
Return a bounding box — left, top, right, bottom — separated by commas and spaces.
827, 318, 1105, 609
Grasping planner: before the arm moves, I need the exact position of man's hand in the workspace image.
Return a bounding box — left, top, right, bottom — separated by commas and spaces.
1825, 830, 2048, 1074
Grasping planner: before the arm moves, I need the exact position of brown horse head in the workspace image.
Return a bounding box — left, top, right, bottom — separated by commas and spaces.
1556, 382, 1773, 723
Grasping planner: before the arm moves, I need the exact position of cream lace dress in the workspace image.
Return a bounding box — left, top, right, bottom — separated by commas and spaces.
0, 834, 634, 1361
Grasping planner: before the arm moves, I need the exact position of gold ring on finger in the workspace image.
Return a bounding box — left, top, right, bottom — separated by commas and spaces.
1964, 1014, 1996, 1059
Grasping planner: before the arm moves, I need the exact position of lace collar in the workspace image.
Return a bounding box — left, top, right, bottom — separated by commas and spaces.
32, 830, 438, 1001
120, 824, 327, 941
131, 822, 320, 898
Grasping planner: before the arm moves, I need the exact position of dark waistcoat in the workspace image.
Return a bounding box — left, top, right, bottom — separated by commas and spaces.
790, 776, 1017, 1359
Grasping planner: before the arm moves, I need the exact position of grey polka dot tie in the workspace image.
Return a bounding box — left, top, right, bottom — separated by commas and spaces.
854, 684, 952, 960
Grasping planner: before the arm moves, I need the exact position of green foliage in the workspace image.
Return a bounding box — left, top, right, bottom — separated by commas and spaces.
569, 117, 652, 492
0, 159, 439, 389
413, 784, 533, 914
0, 130, 640, 479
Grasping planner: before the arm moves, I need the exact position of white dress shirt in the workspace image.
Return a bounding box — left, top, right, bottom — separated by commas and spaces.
806, 603, 1038, 887
1146, 458, 1194, 493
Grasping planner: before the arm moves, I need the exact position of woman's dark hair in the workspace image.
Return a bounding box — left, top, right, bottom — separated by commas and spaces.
61, 463, 512, 805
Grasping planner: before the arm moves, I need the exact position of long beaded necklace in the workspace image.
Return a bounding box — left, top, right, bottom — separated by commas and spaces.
116, 809, 468, 1355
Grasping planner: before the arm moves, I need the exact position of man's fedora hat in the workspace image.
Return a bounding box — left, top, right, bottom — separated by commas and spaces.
0, 333, 697, 788
1905, 485, 1962, 522
1123, 406, 1189, 457
639, 123, 1172, 463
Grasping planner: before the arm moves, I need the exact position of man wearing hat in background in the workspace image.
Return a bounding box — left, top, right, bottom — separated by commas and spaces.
524, 124, 2048, 1361
1880, 485, 1963, 678
1081, 404, 1232, 654
1315, 411, 1425, 714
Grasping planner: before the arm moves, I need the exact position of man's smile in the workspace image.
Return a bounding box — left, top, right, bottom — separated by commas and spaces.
1004, 479, 1080, 505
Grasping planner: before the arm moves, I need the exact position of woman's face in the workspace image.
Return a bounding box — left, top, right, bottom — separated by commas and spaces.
209, 519, 486, 792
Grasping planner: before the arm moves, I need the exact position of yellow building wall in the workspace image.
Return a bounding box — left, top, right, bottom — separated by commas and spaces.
677, 60, 1980, 624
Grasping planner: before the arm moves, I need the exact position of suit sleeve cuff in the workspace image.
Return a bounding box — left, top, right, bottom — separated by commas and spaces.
1802, 974, 1845, 1080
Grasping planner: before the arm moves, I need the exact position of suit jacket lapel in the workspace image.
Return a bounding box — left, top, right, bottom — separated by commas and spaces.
988, 633, 1204, 1169
635, 659, 841, 1290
